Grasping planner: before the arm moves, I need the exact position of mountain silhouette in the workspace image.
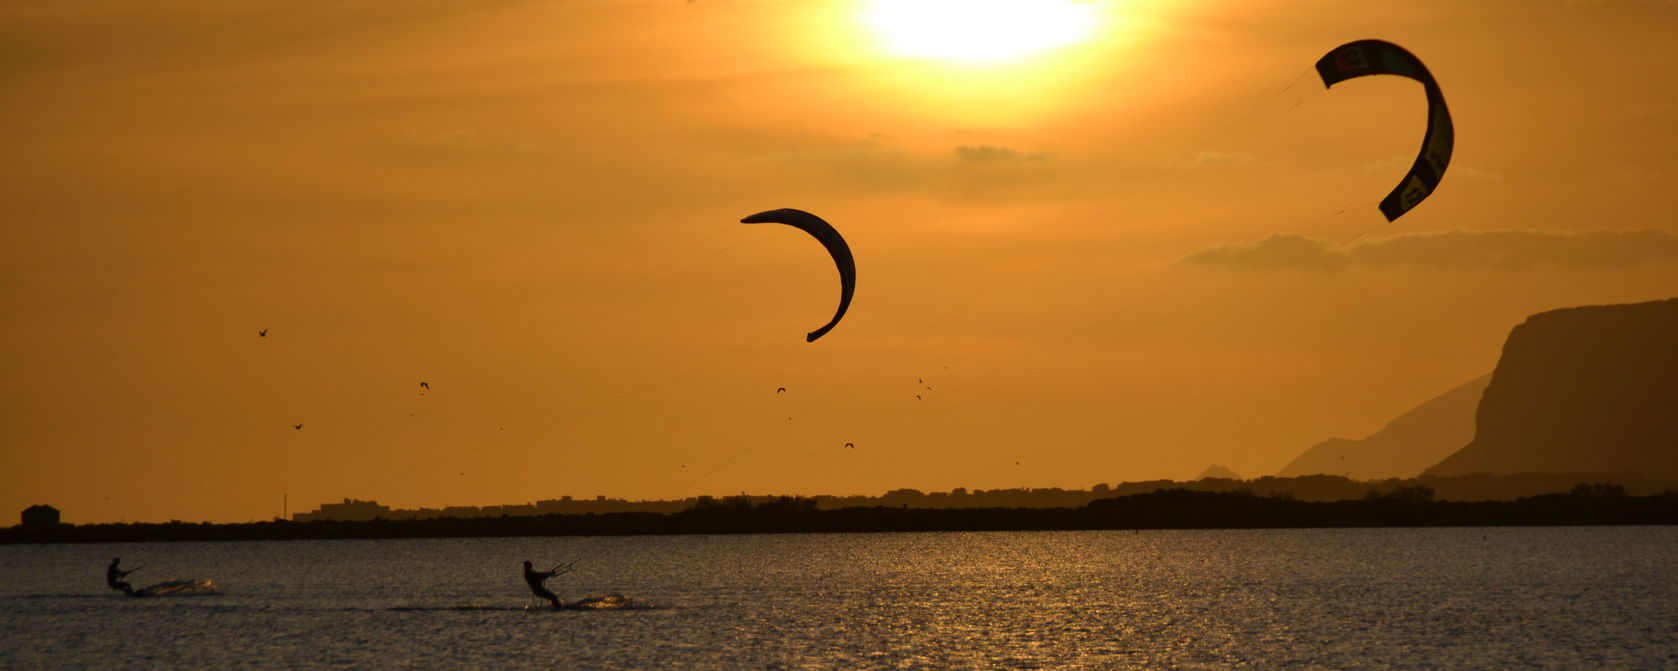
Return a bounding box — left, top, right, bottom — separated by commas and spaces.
1277, 374, 1490, 480
1198, 464, 1242, 480
1426, 297, 1678, 479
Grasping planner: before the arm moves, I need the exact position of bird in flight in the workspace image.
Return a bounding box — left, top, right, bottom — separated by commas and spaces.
420, 382, 430, 390
258, 329, 267, 337
293, 424, 303, 430
776, 387, 786, 393
915, 395, 921, 401
844, 442, 855, 449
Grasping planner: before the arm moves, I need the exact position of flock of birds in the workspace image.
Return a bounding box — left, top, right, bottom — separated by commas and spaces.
259, 327, 899, 459
261, 321, 1002, 482
765, 373, 941, 456
263, 328, 430, 432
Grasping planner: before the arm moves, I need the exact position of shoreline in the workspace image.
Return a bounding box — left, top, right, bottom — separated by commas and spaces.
7, 488, 1675, 544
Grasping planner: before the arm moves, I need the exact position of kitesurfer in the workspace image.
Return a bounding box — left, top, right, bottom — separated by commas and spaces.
106, 557, 138, 596
523, 560, 566, 610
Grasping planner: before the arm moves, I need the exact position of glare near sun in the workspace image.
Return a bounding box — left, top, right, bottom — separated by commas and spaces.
862, 0, 1102, 64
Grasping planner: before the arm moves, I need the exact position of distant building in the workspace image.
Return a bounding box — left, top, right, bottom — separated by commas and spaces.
21, 504, 60, 528
442, 506, 482, 518
292, 498, 391, 522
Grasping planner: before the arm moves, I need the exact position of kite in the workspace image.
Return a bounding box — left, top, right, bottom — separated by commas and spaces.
740, 208, 856, 342
1315, 40, 1453, 221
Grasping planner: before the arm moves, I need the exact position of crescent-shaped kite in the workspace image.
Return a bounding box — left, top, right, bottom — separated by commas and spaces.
1316, 40, 1453, 222
740, 208, 856, 342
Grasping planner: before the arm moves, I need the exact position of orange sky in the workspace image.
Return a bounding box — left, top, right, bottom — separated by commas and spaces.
3, 0, 1676, 524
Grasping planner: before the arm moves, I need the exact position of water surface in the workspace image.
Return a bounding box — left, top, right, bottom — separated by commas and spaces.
4, 527, 1674, 669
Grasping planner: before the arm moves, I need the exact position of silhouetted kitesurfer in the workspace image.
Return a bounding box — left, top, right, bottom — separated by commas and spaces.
523, 560, 570, 610
106, 557, 140, 596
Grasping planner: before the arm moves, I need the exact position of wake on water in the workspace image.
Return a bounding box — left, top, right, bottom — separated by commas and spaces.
388, 594, 647, 612
131, 578, 218, 597
561, 594, 639, 610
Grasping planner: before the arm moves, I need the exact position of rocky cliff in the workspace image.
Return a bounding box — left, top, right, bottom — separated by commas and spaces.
1425, 298, 1678, 478
1278, 374, 1491, 479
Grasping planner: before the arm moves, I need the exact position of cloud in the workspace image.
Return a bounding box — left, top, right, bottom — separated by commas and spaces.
1627, 98, 1678, 118
1359, 155, 1410, 176
754, 136, 1061, 201
1565, 0, 1678, 6
1354, 156, 1502, 182
1195, 150, 1260, 165
413, 128, 543, 155
1451, 166, 1504, 182
954, 145, 1046, 163
1620, 167, 1673, 184
1179, 229, 1678, 272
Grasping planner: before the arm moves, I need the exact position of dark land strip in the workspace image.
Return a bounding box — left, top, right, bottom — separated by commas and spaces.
8, 486, 1676, 544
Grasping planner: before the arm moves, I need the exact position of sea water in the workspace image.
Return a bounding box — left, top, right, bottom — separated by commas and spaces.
2, 527, 1674, 670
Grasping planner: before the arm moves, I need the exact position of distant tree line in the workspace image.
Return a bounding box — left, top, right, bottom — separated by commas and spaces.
7, 484, 1675, 544
276, 471, 1678, 523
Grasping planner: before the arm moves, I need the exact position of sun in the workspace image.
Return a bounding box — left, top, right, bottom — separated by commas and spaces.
861, 0, 1102, 65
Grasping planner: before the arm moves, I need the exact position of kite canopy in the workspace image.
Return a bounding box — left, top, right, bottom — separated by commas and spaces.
740, 208, 856, 342
1315, 39, 1453, 222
